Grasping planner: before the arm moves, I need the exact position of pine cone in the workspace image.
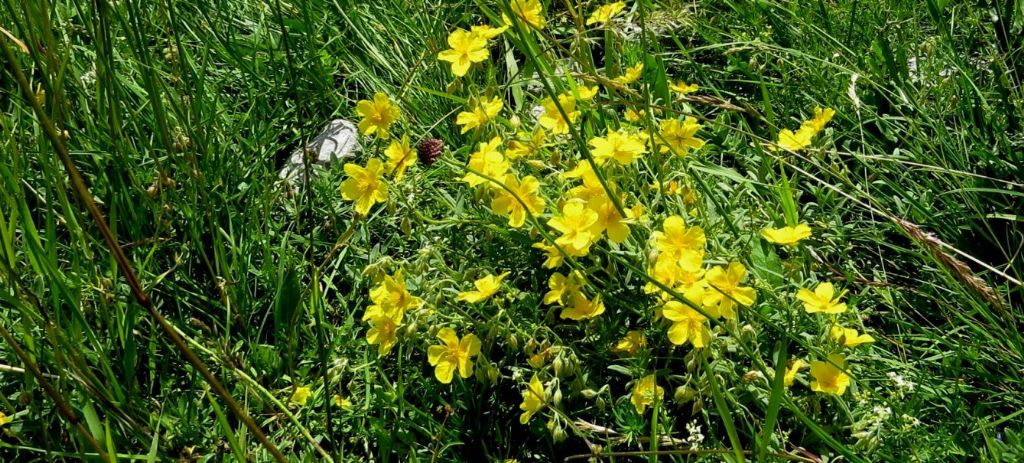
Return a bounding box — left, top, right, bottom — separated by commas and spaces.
417, 138, 444, 166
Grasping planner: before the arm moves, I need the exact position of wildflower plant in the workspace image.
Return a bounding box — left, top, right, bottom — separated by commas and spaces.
325, 0, 907, 459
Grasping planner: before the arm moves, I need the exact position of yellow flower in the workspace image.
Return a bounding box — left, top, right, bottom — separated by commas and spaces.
612, 330, 647, 355
333, 394, 353, 409
586, 1, 626, 25
533, 242, 564, 268
614, 63, 644, 85
356, 92, 400, 138
803, 106, 835, 134
290, 386, 312, 406
772, 107, 835, 151
652, 180, 681, 196
809, 354, 851, 395
784, 359, 806, 387
702, 262, 757, 320
528, 352, 547, 369
564, 162, 610, 202
519, 374, 546, 424
624, 108, 641, 122
644, 254, 704, 296
340, 158, 388, 215
659, 117, 705, 155
543, 271, 585, 306
588, 195, 631, 243
461, 136, 510, 187
830, 326, 875, 347
470, 24, 509, 40
506, 128, 546, 158
491, 175, 546, 228
368, 270, 422, 316
590, 129, 647, 165
577, 85, 599, 100
662, 300, 712, 347
437, 28, 490, 77
457, 272, 510, 303
505, 0, 546, 30
0, 412, 12, 426
383, 135, 417, 180
654, 215, 706, 272
771, 126, 815, 152
548, 201, 599, 255
559, 293, 605, 320
427, 328, 481, 384
670, 80, 699, 95
538, 94, 580, 135
630, 374, 663, 414
456, 96, 503, 133
796, 282, 847, 314
365, 310, 402, 357
761, 223, 812, 246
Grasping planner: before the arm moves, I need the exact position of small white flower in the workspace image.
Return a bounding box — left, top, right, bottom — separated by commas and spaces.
901, 414, 922, 429
685, 420, 704, 450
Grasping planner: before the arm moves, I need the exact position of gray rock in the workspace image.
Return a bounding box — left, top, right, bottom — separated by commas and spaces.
279, 119, 361, 182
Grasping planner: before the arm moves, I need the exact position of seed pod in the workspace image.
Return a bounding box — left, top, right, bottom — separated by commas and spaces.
417, 138, 444, 166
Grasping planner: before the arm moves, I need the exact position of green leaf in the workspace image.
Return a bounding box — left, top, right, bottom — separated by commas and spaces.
778, 165, 798, 226
644, 55, 670, 105
274, 266, 301, 339
757, 342, 789, 461
750, 240, 785, 287
703, 356, 745, 462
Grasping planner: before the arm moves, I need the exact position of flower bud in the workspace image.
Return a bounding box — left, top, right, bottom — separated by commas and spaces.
551, 425, 567, 443
552, 358, 564, 378
743, 370, 765, 383
674, 385, 696, 403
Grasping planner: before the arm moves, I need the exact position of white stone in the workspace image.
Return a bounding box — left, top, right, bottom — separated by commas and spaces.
279, 119, 361, 182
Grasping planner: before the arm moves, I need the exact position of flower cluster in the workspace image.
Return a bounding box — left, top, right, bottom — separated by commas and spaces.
362, 271, 423, 357
331, 0, 879, 454
771, 106, 835, 152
